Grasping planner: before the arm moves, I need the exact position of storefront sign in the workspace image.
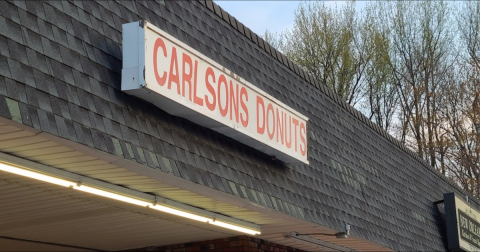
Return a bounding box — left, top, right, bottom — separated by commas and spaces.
444, 193, 480, 251
121, 21, 309, 164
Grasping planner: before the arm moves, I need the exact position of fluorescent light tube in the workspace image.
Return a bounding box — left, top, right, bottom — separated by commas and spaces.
74, 185, 152, 207
74, 186, 214, 223
0, 160, 261, 235
150, 204, 213, 222
0, 163, 76, 188
210, 220, 261, 235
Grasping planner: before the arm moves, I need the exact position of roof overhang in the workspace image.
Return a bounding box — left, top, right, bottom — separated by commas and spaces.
0, 116, 392, 251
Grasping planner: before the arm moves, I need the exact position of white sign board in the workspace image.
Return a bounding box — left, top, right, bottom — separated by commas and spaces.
122, 21, 308, 164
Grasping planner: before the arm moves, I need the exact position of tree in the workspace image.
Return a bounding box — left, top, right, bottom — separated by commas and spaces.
266, 1, 367, 106
379, 1, 453, 170
440, 63, 480, 196
458, 2, 480, 69
264, 0, 480, 197
362, 4, 398, 132
440, 1, 480, 195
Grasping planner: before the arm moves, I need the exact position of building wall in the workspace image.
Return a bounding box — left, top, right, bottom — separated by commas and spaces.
127, 236, 308, 252
0, 0, 474, 250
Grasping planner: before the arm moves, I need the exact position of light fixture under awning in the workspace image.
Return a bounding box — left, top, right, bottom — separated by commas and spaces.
0, 153, 261, 235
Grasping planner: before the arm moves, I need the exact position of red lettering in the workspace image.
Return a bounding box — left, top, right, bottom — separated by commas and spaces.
229, 81, 239, 122
285, 114, 292, 148
300, 122, 306, 156
168, 47, 180, 95
205, 67, 216, 111
276, 108, 284, 144
218, 74, 228, 117
240, 87, 249, 127
193, 60, 203, 106
292, 118, 299, 151
182, 53, 193, 100
153, 38, 167, 86
257, 96, 265, 134
267, 103, 275, 140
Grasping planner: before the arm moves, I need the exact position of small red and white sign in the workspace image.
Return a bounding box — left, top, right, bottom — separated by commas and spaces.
122, 21, 308, 164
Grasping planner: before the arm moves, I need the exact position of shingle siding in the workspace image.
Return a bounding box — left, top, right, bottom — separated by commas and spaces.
0, 1, 471, 250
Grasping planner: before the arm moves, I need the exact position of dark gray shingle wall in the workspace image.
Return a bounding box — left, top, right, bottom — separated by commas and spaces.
0, 1, 473, 250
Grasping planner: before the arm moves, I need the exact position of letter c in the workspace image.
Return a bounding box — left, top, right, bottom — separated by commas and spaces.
153, 38, 167, 86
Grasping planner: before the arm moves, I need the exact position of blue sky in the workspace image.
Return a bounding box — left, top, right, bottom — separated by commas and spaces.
215, 1, 300, 36
214, 1, 366, 37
